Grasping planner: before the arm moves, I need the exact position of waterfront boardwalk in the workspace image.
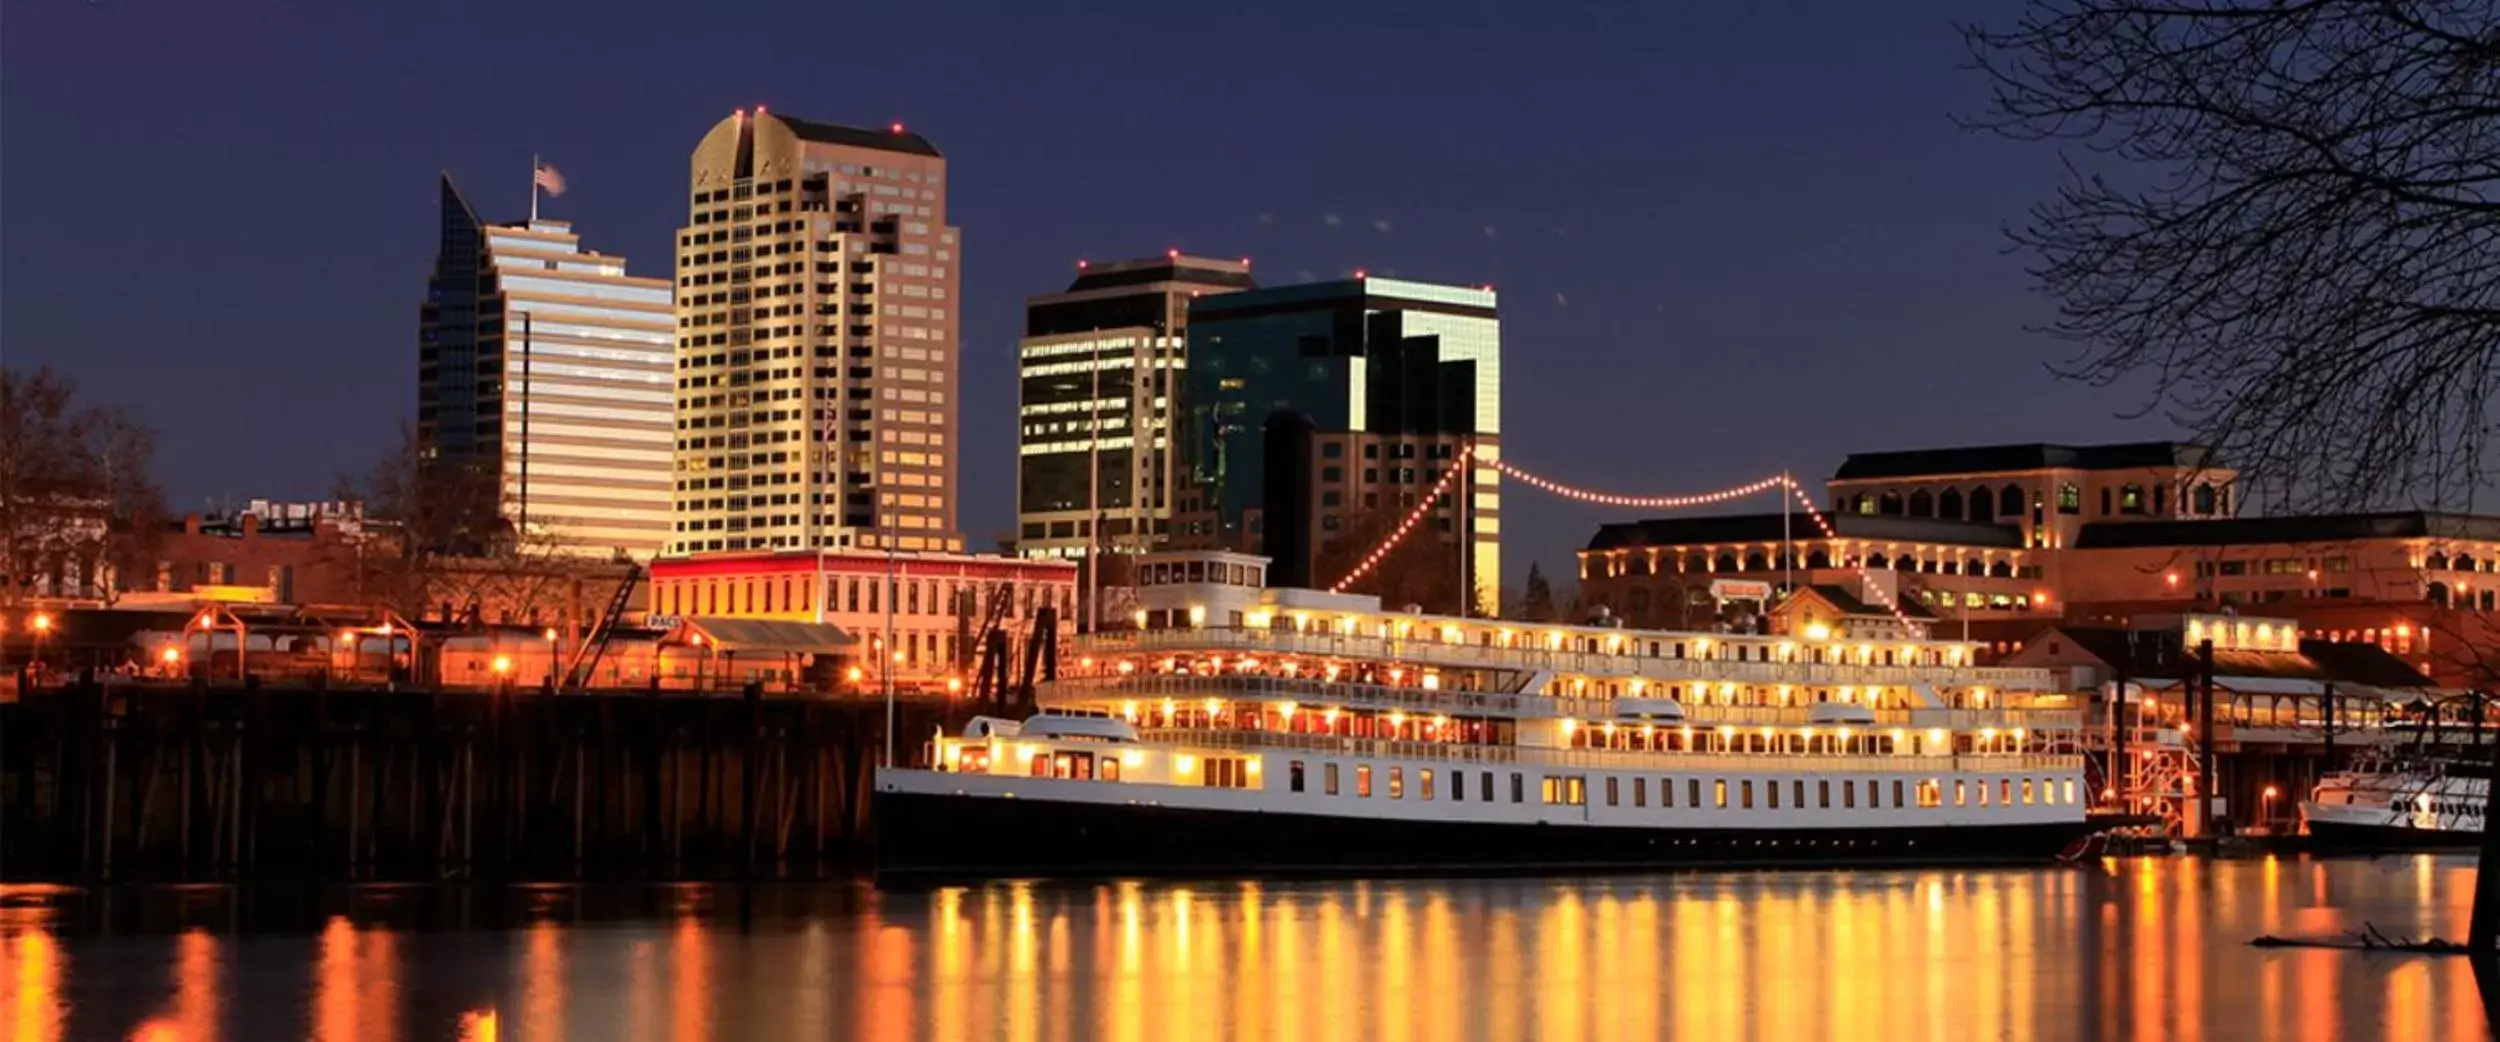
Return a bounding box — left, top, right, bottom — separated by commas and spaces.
0, 678, 977, 883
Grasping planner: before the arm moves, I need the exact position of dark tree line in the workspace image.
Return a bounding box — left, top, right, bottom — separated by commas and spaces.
0, 366, 164, 606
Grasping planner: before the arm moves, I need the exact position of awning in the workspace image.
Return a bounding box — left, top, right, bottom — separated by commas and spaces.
682, 617, 857, 655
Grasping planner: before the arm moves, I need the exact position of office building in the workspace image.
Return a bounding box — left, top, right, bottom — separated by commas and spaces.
1016, 254, 1254, 561
671, 109, 962, 556
418, 176, 675, 556
1180, 276, 1501, 615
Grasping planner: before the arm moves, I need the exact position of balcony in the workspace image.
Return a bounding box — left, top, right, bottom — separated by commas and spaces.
1078, 627, 2053, 692
1132, 728, 2084, 776
1045, 672, 2077, 733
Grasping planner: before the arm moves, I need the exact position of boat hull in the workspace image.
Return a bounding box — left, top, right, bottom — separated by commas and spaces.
874, 789, 2103, 878
2302, 817, 2484, 851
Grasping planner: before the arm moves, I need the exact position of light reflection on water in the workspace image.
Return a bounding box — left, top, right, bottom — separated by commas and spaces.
0, 856, 2490, 1041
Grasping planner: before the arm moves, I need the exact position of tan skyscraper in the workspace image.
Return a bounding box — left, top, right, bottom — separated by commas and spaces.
672, 110, 962, 556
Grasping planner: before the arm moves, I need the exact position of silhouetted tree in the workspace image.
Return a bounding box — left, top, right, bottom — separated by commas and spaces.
1963, 1, 2500, 511
0, 366, 164, 606
1521, 563, 1557, 622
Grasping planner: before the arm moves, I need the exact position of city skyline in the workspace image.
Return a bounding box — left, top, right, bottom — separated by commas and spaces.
0, 1, 2170, 587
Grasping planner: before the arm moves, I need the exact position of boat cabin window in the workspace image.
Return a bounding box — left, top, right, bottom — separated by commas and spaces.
1389, 767, 1404, 799
1289, 760, 1305, 793
1842, 781, 1856, 809
1819, 781, 1831, 809
1421, 769, 1435, 800
1357, 765, 1374, 798
1481, 772, 1495, 803
1715, 780, 1729, 809
1325, 763, 1340, 796
1511, 772, 1525, 804
1101, 758, 1120, 782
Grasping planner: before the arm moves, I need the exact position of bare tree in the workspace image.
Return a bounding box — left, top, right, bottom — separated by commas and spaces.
337, 421, 596, 624
1962, 1, 2500, 512
0, 366, 164, 606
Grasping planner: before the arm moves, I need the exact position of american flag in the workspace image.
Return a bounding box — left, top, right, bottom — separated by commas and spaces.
533, 159, 567, 198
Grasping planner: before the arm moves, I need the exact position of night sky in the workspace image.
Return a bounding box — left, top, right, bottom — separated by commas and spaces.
0, 0, 2167, 589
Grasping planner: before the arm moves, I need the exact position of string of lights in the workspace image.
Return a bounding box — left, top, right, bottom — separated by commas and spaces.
1328, 445, 1474, 593
1783, 481, 1922, 629
1488, 460, 1789, 509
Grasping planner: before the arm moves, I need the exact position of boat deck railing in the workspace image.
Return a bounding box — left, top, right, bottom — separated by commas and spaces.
1046, 674, 2081, 732
1077, 627, 2055, 691
1132, 728, 2084, 775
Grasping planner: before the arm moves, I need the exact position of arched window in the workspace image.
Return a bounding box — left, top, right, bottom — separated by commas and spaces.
2458, 554, 2480, 572
2120, 484, 2145, 514
1908, 490, 1933, 517
1715, 552, 1738, 572
2152, 485, 2168, 514
2429, 582, 2451, 607
1853, 494, 1877, 515
2000, 485, 2023, 517
1939, 488, 1963, 518
1877, 492, 1902, 516
2192, 484, 2217, 514
1971, 487, 1996, 523
1990, 560, 2015, 579
1807, 549, 1832, 568
1868, 553, 1890, 569
1625, 555, 1651, 576
1941, 560, 1961, 576
2430, 552, 2451, 570
2057, 483, 2081, 514
1744, 550, 1769, 571
1893, 555, 1913, 571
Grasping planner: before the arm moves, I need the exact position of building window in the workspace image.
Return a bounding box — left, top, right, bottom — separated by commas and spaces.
2192, 484, 2217, 514
2057, 483, 2080, 514
1908, 489, 1933, 517
2119, 484, 2145, 514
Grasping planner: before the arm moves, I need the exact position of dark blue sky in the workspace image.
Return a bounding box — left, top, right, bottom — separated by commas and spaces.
0, 0, 2164, 588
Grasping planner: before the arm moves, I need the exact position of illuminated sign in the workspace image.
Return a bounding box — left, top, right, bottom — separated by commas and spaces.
1710, 579, 1774, 603
2180, 613, 2299, 653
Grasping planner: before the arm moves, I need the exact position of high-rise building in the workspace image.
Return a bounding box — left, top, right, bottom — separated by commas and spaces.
1180, 276, 1501, 615
1015, 254, 1254, 562
418, 175, 675, 556
671, 109, 962, 556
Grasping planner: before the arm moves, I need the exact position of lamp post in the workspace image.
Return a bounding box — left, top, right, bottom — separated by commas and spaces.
30, 612, 54, 681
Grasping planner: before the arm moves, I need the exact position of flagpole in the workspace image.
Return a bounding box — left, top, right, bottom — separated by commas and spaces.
529, 154, 540, 222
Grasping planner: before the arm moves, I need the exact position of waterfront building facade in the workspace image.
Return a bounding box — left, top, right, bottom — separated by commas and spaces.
648, 549, 1074, 689
419, 176, 675, 557
1576, 440, 2500, 687
670, 110, 962, 557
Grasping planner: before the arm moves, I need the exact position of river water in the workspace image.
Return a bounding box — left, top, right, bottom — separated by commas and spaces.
0, 856, 2491, 1041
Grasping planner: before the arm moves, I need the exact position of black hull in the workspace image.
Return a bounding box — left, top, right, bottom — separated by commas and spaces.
874, 791, 2103, 879
2304, 819, 2486, 852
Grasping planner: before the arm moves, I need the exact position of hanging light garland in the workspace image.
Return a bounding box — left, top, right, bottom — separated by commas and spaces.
1320, 453, 1931, 633
1329, 446, 1474, 593
1489, 460, 1789, 509
1783, 481, 1922, 629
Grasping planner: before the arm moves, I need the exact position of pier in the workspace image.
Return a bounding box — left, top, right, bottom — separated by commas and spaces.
0, 678, 985, 882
